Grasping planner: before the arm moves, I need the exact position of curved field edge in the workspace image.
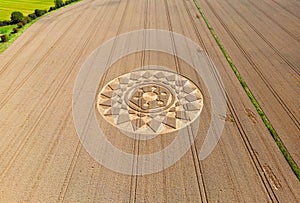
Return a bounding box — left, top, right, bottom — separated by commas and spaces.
0, 18, 38, 53
0, 0, 54, 20
192, 0, 300, 181
0, 1, 81, 54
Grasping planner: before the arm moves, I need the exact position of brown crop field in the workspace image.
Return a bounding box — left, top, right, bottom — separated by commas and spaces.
0, 0, 299, 202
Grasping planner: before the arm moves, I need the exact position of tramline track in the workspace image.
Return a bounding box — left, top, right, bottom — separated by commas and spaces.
0, 0, 114, 182
130, 0, 149, 202
0, 0, 99, 167
247, 0, 300, 41
0, 0, 97, 109
162, 0, 208, 201
182, 0, 278, 201
202, 0, 300, 132
194, 0, 300, 191
27, 2, 128, 201
0, 0, 92, 75
57, 0, 132, 201
0, 0, 299, 201
269, 0, 300, 20
224, 0, 300, 76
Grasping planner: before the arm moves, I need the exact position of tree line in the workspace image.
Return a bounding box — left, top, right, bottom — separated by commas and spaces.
1, 0, 80, 43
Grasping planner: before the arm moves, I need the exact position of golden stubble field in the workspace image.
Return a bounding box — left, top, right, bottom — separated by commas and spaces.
0, 0, 299, 202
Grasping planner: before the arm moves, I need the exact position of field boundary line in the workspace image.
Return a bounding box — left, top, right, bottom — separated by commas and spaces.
0, 0, 82, 54
192, 0, 300, 181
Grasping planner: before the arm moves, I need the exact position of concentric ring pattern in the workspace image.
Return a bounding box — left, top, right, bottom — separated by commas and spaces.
97, 70, 204, 135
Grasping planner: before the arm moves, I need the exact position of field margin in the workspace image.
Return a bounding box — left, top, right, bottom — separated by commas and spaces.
192, 0, 300, 181
0, 0, 81, 54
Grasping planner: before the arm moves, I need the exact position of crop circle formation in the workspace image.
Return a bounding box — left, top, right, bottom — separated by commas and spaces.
97, 69, 204, 135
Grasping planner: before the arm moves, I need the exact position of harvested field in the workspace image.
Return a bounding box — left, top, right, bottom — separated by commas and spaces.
195, 0, 300, 168
0, 0, 299, 202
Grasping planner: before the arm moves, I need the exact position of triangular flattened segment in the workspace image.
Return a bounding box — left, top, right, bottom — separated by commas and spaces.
163, 116, 177, 129
131, 119, 146, 131
147, 119, 162, 133
117, 114, 131, 125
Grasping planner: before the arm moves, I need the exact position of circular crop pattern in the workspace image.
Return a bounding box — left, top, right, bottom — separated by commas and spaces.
97, 70, 204, 135
74, 30, 226, 175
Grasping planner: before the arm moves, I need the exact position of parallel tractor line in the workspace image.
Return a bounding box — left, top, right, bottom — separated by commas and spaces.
184, 0, 277, 201
193, 0, 300, 181
132, 0, 149, 202
0, 0, 101, 184
172, 0, 212, 201
26, 110, 72, 201
163, 0, 180, 74
57, 1, 130, 202
164, 0, 209, 201
268, 0, 300, 20
247, 0, 299, 41
0, 0, 89, 76
0, 0, 95, 164
26, 2, 114, 200
0, 0, 95, 110
224, 0, 300, 76
207, 2, 300, 129
206, 0, 300, 131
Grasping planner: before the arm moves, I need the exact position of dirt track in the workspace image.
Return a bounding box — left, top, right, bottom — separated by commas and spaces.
0, 0, 299, 202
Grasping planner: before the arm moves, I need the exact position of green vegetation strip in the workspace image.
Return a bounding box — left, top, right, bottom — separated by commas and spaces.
0, 19, 37, 53
193, 0, 300, 181
0, 0, 54, 20
0, 0, 80, 54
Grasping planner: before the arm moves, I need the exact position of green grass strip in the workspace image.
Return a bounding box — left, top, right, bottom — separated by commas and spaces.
0, 1, 81, 54
193, 0, 300, 181
0, 19, 38, 53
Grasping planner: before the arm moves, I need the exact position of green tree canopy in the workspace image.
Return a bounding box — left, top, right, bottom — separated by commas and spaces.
54, 0, 64, 8
11, 11, 24, 24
